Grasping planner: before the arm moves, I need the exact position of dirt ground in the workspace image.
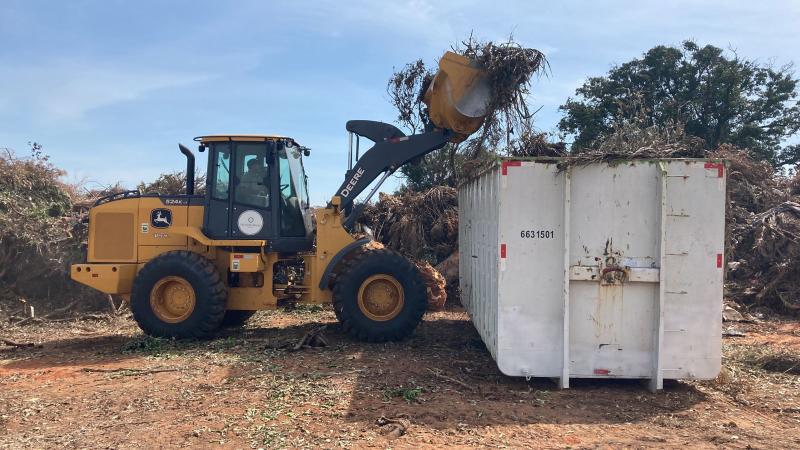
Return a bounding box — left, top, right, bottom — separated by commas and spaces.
1, 306, 799, 449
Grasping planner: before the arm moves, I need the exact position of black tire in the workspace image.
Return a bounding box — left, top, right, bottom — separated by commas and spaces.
221, 310, 256, 328
131, 250, 227, 339
332, 249, 426, 342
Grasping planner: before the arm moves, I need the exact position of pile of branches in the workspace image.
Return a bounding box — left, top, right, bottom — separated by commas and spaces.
0, 146, 108, 318
362, 187, 458, 265
565, 123, 706, 165
716, 145, 800, 313
558, 96, 708, 168
509, 130, 567, 157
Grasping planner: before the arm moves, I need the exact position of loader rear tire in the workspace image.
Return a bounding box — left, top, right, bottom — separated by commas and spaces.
221, 310, 256, 328
332, 249, 426, 342
131, 251, 227, 339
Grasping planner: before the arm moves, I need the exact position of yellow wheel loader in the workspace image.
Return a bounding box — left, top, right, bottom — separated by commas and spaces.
71, 52, 490, 341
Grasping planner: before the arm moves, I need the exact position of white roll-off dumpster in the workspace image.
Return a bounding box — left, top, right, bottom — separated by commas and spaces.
458, 158, 726, 391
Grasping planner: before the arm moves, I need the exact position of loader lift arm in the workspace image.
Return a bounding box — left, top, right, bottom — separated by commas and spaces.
333, 120, 451, 228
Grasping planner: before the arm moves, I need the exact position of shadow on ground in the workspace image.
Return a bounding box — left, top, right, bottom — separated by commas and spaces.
338, 314, 706, 427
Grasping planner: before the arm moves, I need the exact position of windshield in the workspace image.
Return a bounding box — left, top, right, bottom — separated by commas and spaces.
278, 142, 309, 236
279, 143, 309, 208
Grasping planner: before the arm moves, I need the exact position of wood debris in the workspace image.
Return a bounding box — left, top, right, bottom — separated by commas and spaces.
290, 325, 329, 351
375, 415, 411, 439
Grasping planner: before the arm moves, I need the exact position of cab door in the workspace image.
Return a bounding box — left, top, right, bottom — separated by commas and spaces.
229, 142, 274, 239
203, 142, 232, 239
203, 141, 274, 240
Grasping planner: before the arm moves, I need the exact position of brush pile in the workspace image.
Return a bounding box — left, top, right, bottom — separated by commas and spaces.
716, 146, 800, 313
509, 131, 567, 158
557, 120, 707, 169
451, 39, 551, 176
0, 147, 108, 318
362, 187, 458, 265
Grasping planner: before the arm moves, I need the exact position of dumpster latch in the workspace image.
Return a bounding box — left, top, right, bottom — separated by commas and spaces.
600, 257, 628, 285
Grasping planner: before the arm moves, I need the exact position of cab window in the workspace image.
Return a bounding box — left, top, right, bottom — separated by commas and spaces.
278, 144, 306, 236
211, 144, 231, 200
234, 143, 270, 208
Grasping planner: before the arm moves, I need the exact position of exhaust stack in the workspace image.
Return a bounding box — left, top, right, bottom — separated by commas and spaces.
178, 143, 195, 195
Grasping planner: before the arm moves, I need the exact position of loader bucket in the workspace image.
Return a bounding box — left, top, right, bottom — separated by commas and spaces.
424, 51, 490, 142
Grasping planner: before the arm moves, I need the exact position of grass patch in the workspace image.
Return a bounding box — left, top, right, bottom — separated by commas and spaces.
383, 386, 424, 403
208, 336, 241, 350
122, 336, 172, 355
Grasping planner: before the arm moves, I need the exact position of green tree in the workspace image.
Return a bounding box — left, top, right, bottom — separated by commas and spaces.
559, 41, 800, 164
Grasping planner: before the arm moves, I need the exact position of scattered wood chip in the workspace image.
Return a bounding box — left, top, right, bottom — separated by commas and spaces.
11, 316, 43, 326
375, 415, 411, 439
427, 368, 475, 391
290, 325, 328, 351
80, 367, 178, 376
723, 328, 746, 337
80, 314, 111, 321
42, 301, 78, 319
1, 338, 40, 348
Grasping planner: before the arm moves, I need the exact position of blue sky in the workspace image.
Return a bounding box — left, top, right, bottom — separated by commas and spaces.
1, 0, 798, 204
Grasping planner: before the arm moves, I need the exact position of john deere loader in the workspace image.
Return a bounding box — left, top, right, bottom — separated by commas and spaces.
72, 52, 491, 341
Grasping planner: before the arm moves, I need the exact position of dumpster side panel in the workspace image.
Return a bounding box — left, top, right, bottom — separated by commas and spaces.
459, 166, 501, 359
496, 162, 566, 377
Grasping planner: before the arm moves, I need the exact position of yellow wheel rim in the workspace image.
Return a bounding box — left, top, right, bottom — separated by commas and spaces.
357, 274, 404, 322
150, 276, 196, 323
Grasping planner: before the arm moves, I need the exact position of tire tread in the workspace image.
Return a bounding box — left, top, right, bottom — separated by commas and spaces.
332, 248, 425, 342
131, 250, 227, 339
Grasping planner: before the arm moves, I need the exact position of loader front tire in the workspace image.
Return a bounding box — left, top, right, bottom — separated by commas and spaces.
131, 251, 227, 339
332, 249, 426, 342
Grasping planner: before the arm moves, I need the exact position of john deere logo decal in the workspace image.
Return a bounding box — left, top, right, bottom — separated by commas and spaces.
151, 209, 172, 228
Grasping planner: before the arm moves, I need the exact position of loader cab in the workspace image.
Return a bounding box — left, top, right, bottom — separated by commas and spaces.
196, 135, 314, 252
